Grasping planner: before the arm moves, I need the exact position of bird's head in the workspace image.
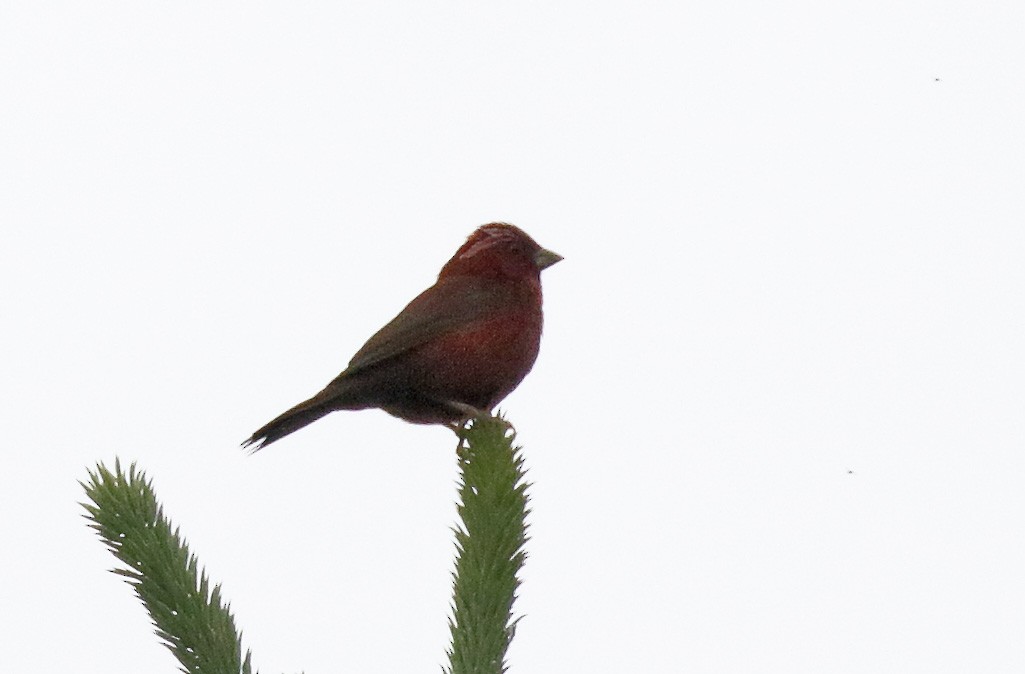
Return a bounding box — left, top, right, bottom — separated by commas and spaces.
440, 222, 562, 282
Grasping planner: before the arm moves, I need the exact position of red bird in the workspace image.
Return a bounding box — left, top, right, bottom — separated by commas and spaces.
244, 222, 562, 450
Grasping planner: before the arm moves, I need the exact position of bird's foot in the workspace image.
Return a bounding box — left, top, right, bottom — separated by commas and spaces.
444, 402, 489, 437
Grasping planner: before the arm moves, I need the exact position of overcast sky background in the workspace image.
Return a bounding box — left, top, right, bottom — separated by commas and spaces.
2, 2, 1023, 672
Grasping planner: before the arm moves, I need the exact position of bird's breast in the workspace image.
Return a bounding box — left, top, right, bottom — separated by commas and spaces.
409, 306, 543, 406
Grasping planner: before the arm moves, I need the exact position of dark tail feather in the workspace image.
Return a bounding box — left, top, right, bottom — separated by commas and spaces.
243, 394, 336, 452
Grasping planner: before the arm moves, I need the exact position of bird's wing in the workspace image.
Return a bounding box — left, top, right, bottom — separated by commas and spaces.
343, 275, 523, 375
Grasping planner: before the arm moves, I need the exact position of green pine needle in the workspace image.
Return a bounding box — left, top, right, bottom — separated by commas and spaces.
81, 459, 255, 674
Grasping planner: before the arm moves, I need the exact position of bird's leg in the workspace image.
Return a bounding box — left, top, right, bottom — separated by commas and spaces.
448, 401, 487, 420
443, 401, 488, 437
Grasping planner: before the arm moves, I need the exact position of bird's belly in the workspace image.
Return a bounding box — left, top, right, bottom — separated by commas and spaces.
409, 311, 542, 408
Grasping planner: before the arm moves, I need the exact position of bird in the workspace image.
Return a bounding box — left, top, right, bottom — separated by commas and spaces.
243, 222, 562, 450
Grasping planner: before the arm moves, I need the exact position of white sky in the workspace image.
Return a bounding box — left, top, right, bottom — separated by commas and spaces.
2, 2, 1023, 672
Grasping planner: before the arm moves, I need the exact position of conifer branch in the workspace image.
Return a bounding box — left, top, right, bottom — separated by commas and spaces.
446, 414, 531, 674
81, 460, 255, 674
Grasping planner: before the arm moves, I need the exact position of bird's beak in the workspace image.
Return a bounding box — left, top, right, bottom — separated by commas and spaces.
534, 248, 563, 270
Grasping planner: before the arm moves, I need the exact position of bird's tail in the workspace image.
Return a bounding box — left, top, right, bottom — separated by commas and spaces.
243, 393, 336, 451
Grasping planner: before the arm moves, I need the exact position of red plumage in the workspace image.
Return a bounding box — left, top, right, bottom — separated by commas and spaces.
243, 222, 562, 450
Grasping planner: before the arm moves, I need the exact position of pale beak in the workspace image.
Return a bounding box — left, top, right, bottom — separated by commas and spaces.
534, 248, 563, 270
